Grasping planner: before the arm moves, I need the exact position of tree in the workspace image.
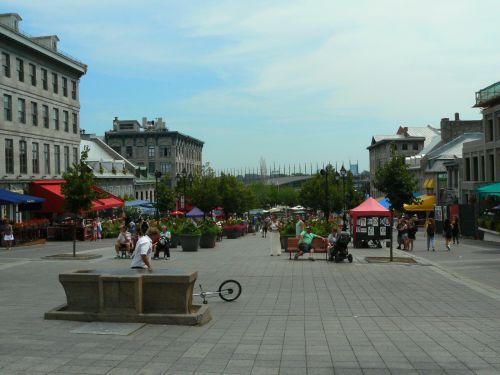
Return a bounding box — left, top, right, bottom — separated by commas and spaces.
189, 166, 220, 217
373, 146, 418, 212
299, 165, 343, 213
217, 173, 253, 216
156, 175, 177, 214
62, 145, 97, 256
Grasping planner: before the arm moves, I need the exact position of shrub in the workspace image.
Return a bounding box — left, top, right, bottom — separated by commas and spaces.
179, 220, 201, 235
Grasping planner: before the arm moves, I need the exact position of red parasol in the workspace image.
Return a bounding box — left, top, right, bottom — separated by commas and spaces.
170, 210, 185, 216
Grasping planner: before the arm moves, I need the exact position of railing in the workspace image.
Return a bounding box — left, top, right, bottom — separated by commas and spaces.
475, 81, 500, 107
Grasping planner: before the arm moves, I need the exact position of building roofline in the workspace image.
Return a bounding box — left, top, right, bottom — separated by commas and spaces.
367, 136, 425, 150
0, 23, 87, 75
105, 129, 204, 146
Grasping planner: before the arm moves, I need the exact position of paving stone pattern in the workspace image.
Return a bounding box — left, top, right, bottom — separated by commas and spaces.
1, 235, 500, 374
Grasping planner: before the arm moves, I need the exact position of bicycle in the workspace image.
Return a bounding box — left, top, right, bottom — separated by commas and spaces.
194, 279, 242, 304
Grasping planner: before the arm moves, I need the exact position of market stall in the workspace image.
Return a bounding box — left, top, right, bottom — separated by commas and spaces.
350, 197, 392, 248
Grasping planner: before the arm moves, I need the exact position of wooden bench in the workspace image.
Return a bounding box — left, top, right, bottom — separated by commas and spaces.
286, 237, 328, 260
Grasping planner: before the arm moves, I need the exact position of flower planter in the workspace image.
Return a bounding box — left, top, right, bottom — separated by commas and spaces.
478, 227, 500, 243
170, 233, 179, 248
200, 233, 217, 248
179, 234, 200, 251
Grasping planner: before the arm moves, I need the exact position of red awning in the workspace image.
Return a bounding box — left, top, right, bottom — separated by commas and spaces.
30, 180, 124, 214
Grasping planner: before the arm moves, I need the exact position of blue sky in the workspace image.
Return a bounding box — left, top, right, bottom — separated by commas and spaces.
5, 0, 500, 171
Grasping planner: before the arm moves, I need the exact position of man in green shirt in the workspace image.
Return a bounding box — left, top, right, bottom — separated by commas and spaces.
295, 226, 326, 261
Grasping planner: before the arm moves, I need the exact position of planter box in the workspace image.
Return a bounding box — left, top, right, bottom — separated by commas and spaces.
179, 234, 200, 251
200, 233, 216, 248
478, 227, 500, 243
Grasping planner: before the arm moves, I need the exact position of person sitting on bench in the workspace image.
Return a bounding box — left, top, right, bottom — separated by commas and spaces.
115, 225, 132, 258
295, 226, 326, 261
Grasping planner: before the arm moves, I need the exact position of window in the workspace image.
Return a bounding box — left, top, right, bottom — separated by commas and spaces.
162, 146, 171, 157
42, 105, 49, 128
62, 77, 68, 97
487, 119, 494, 142
64, 146, 70, 172
160, 162, 170, 173
31, 102, 38, 126
17, 98, 26, 123
481, 156, 485, 181
71, 80, 77, 100
148, 162, 156, 174
52, 72, 58, 93
54, 145, 61, 174
126, 146, 133, 158
63, 110, 69, 132
44, 144, 50, 174
2, 52, 10, 77
73, 147, 78, 165
473, 157, 479, 181
465, 157, 471, 181
16, 58, 24, 82
19, 140, 27, 174
412, 143, 419, 150
5, 139, 14, 174
41, 68, 48, 90
490, 154, 495, 181
29, 63, 36, 86
4, 94, 12, 121
148, 146, 155, 158
53, 108, 59, 130
32, 142, 39, 174
72, 112, 78, 133
401, 143, 408, 150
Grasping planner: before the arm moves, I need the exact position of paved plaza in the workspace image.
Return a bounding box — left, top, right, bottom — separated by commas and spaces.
1, 233, 500, 375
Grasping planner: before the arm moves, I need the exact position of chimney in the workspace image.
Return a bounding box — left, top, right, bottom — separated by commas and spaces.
454, 112, 460, 121
30, 35, 60, 51
0, 13, 21, 31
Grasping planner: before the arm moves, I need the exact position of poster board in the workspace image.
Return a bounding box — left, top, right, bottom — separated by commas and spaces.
355, 216, 391, 240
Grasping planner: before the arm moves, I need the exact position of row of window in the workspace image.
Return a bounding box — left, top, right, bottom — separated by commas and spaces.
4, 139, 78, 175
1, 51, 78, 100
464, 154, 496, 182
113, 145, 200, 160
3, 94, 78, 133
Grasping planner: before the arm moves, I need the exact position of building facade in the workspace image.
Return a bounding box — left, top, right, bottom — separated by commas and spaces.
367, 125, 439, 196
461, 81, 500, 203
0, 13, 87, 191
104, 117, 204, 186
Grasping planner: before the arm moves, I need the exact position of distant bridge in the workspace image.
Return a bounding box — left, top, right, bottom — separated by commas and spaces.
263, 175, 313, 187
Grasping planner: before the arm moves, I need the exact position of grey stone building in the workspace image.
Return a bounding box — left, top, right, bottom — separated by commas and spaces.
0, 13, 87, 191
461, 81, 500, 203
104, 117, 204, 186
367, 125, 440, 197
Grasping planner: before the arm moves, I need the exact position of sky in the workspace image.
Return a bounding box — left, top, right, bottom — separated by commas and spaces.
4, 0, 500, 172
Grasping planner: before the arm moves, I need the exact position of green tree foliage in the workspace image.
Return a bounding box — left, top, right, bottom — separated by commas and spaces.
62, 145, 97, 214
156, 175, 177, 213
189, 166, 220, 217
217, 173, 253, 216
299, 165, 342, 212
373, 146, 418, 212
248, 182, 299, 208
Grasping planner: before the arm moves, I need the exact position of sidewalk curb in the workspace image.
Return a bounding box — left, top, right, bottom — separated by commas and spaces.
395, 249, 500, 302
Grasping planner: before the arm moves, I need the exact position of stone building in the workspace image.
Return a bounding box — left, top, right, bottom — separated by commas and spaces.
104, 117, 204, 186
367, 125, 440, 197
0, 13, 87, 191
461, 81, 500, 203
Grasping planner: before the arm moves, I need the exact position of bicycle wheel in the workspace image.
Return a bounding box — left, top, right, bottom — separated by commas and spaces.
218, 279, 242, 302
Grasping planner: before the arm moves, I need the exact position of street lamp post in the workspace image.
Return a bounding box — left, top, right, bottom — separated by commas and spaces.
154, 170, 162, 220
176, 168, 192, 211
320, 167, 329, 219
340, 165, 347, 230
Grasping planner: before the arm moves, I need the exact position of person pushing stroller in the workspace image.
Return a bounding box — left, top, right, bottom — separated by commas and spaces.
295, 226, 326, 261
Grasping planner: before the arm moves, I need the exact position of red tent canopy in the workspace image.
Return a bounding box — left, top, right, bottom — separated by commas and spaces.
30, 180, 124, 214
350, 197, 392, 243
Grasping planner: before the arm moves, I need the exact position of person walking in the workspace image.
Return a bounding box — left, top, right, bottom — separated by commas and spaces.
262, 216, 270, 238
426, 217, 436, 251
295, 214, 305, 239
443, 218, 453, 251
2, 219, 14, 250
269, 215, 282, 256
452, 216, 460, 244
407, 219, 417, 251
96, 217, 102, 240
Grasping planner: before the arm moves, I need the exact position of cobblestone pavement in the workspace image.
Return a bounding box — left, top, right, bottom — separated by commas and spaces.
1, 234, 500, 375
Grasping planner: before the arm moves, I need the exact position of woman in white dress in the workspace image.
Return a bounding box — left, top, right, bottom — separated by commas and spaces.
2, 220, 14, 250
269, 215, 282, 256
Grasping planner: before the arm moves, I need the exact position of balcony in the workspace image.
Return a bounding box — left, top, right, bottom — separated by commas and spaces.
474, 81, 500, 108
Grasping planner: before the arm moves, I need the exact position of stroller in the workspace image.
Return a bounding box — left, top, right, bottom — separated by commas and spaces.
329, 230, 353, 263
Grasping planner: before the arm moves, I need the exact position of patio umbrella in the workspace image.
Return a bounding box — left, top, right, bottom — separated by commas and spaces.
170, 210, 185, 216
